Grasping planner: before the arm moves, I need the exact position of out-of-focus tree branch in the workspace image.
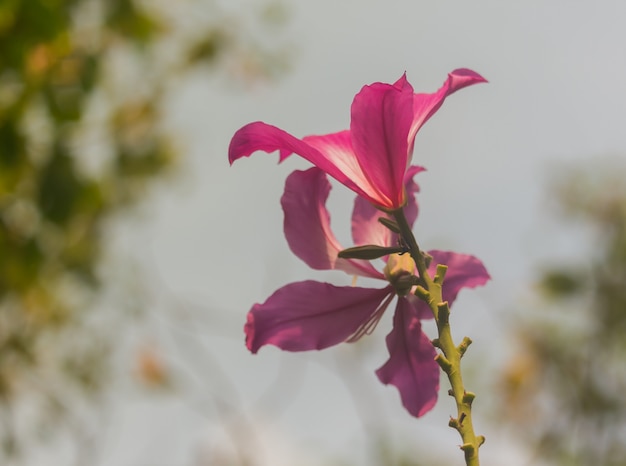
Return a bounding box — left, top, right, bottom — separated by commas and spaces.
496, 160, 626, 466
0, 0, 290, 461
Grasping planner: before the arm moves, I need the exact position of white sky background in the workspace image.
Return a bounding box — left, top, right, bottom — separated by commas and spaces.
85, 1, 626, 465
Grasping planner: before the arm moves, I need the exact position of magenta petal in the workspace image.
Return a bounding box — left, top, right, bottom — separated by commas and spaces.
350, 76, 415, 209
245, 281, 394, 353
300, 131, 368, 191
408, 69, 488, 149
229, 122, 391, 207
430, 250, 490, 304
351, 165, 425, 249
403, 165, 426, 228
415, 250, 491, 320
376, 297, 439, 417
351, 195, 393, 249
282, 168, 383, 279
229, 121, 319, 164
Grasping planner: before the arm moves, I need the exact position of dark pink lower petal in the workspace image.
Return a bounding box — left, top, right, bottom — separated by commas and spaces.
246, 281, 394, 353
282, 168, 383, 279
402, 165, 426, 228
429, 250, 490, 304
351, 193, 394, 249
350, 164, 425, 249
376, 297, 439, 417
413, 250, 490, 320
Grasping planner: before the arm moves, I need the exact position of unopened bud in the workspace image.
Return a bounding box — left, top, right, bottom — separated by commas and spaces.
384, 253, 417, 296
384, 253, 416, 281
338, 244, 405, 260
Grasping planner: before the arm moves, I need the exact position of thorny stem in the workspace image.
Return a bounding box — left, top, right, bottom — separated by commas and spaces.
392, 209, 484, 466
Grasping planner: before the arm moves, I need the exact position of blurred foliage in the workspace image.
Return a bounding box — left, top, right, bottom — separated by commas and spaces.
497, 162, 626, 466
0, 0, 288, 459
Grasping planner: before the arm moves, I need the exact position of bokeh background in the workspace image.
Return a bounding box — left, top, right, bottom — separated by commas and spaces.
2, 0, 626, 465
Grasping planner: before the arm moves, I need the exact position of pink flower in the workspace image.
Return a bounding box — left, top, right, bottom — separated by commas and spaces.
229, 69, 486, 210
245, 167, 490, 417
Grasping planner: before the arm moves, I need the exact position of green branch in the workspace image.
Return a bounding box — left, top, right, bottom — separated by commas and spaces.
392, 209, 484, 466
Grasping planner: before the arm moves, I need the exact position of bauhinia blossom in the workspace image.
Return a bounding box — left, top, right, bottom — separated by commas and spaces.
244, 167, 490, 417
229, 69, 487, 210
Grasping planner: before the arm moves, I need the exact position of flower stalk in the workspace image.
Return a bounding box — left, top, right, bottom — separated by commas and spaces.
392, 208, 484, 466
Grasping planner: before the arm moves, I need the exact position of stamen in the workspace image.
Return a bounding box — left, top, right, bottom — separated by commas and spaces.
346, 292, 395, 343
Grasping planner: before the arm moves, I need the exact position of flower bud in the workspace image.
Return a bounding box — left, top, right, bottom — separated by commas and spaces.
338, 244, 405, 260
384, 253, 417, 296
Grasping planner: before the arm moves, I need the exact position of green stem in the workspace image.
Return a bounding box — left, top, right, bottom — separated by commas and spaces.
392, 209, 484, 466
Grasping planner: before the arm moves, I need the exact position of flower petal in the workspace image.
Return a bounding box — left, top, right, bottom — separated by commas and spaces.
229, 122, 390, 207
415, 250, 491, 320
282, 168, 383, 279
430, 250, 491, 303
350, 75, 415, 209
300, 131, 372, 197
403, 165, 426, 228
302, 131, 401, 208
351, 165, 425, 251
245, 281, 394, 353
376, 297, 439, 417
351, 196, 393, 250
408, 69, 488, 149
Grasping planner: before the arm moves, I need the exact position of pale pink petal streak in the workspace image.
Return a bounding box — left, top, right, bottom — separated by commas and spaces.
282, 168, 383, 279
245, 281, 394, 353
301, 131, 380, 203
376, 297, 439, 417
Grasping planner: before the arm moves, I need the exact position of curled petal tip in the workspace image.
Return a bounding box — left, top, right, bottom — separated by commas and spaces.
449, 68, 489, 86
228, 121, 296, 165
228, 123, 256, 165
392, 72, 411, 89
244, 310, 260, 353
